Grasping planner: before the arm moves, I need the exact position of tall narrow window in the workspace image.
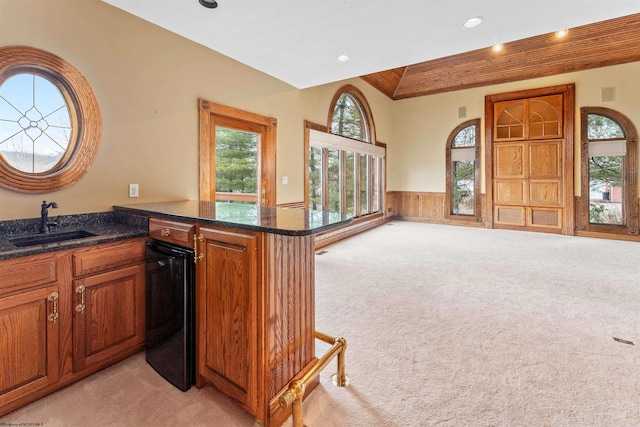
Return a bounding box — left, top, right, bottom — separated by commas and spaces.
580, 108, 637, 235
305, 85, 384, 218
446, 119, 481, 220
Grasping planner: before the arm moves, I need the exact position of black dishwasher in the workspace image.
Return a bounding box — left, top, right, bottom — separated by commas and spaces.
145, 239, 195, 391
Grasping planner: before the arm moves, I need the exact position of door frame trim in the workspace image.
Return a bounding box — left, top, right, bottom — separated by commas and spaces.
198, 99, 277, 205
484, 84, 575, 234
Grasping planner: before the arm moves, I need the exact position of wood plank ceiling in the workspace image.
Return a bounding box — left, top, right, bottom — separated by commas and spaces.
361, 13, 640, 100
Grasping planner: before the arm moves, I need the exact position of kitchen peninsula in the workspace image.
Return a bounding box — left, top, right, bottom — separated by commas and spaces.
113, 200, 351, 427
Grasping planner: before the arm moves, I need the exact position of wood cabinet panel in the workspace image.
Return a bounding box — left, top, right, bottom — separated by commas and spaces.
0, 255, 57, 296
197, 226, 258, 413
528, 208, 562, 229
495, 144, 525, 177
265, 234, 315, 398
495, 206, 526, 226
0, 285, 59, 408
149, 218, 194, 248
73, 239, 146, 277
528, 142, 561, 178
495, 180, 525, 204
529, 181, 562, 205
72, 264, 145, 372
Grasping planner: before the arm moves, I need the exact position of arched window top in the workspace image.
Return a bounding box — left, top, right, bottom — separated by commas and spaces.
587, 113, 625, 140
327, 85, 375, 143
0, 46, 102, 193
452, 124, 477, 148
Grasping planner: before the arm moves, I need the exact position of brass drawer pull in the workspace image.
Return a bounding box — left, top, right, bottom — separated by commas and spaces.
193, 233, 204, 264
47, 292, 59, 323
75, 284, 86, 313
160, 228, 170, 237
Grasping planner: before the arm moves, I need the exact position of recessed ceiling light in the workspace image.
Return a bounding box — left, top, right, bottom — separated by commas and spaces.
337, 55, 349, 62
199, 0, 218, 8
463, 17, 483, 28
555, 29, 569, 38
492, 44, 504, 53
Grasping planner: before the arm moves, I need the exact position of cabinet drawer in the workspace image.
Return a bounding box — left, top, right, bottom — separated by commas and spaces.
73, 239, 146, 277
0, 255, 57, 296
149, 218, 194, 247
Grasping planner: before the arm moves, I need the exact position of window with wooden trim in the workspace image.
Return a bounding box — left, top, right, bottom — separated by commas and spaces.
0, 46, 101, 193
580, 107, 637, 235
306, 85, 384, 216
446, 119, 481, 220
198, 99, 276, 205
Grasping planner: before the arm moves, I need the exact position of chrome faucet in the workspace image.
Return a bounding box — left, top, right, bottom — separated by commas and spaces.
40, 201, 58, 234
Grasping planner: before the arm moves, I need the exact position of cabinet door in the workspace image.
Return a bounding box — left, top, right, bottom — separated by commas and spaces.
197, 226, 258, 414
72, 264, 145, 372
0, 285, 60, 407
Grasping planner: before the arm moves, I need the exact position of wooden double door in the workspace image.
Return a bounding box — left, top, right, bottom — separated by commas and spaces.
487, 85, 574, 234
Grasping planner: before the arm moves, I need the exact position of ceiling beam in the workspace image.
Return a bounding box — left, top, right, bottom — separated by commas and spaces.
361, 13, 640, 100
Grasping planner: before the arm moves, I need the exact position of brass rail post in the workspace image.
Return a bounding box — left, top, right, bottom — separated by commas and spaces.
279, 331, 350, 427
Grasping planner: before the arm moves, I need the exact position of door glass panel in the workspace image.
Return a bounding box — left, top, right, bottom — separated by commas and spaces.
529, 97, 561, 138
309, 146, 323, 210
589, 155, 623, 225
328, 149, 340, 212
496, 101, 524, 139
453, 160, 475, 215
215, 127, 258, 200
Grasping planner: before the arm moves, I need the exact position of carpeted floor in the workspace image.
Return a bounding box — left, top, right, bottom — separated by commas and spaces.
2, 221, 639, 426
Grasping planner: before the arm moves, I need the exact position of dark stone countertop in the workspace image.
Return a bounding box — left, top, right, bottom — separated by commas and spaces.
0, 211, 148, 260
113, 200, 352, 236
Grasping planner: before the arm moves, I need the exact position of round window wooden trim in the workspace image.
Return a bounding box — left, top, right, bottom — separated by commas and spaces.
0, 46, 101, 193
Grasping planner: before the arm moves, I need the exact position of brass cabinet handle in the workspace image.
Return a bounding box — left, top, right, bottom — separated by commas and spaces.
193, 233, 204, 264
75, 284, 86, 313
160, 228, 170, 237
47, 292, 59, 323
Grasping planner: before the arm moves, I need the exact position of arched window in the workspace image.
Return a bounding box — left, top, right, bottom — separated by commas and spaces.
446, 119, 481, 220
580, 107, 637, 235
0, 46, 101, 193
331, 91, 370, 142
306, 85, 384, 217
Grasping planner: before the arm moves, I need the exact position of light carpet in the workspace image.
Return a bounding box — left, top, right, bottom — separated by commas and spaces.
2, 221, 639, 426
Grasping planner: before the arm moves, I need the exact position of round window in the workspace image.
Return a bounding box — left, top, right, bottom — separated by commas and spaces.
0, 46, 101, 193
0, 72, 74, 174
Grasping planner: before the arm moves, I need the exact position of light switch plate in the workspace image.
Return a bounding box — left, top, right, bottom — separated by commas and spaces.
129, 183, 139, 198
282, 176, 288, 185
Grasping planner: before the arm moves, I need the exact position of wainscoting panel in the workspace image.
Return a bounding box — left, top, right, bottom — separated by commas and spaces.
387, 191, 487, 227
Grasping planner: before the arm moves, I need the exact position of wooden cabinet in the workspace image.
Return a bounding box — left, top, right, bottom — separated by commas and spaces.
0, 237, 146, 417
71, 240, 146, 372
196, 225, 259, 414
490, 90, 571, 232
0, 283, 60, 411
191, 220, 317, 427
72, 264, 145, 371
149, 217, 194, 247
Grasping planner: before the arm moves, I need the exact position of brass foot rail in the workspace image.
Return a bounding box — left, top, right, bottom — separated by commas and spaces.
279, 331, 350, 427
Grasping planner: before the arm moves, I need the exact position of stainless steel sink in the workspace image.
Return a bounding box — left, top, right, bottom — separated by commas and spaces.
10, 230, 96, 247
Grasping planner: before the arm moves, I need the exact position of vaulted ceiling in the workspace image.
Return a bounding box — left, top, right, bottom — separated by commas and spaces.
361, 13, 640, 100
102, 1, 639, 93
